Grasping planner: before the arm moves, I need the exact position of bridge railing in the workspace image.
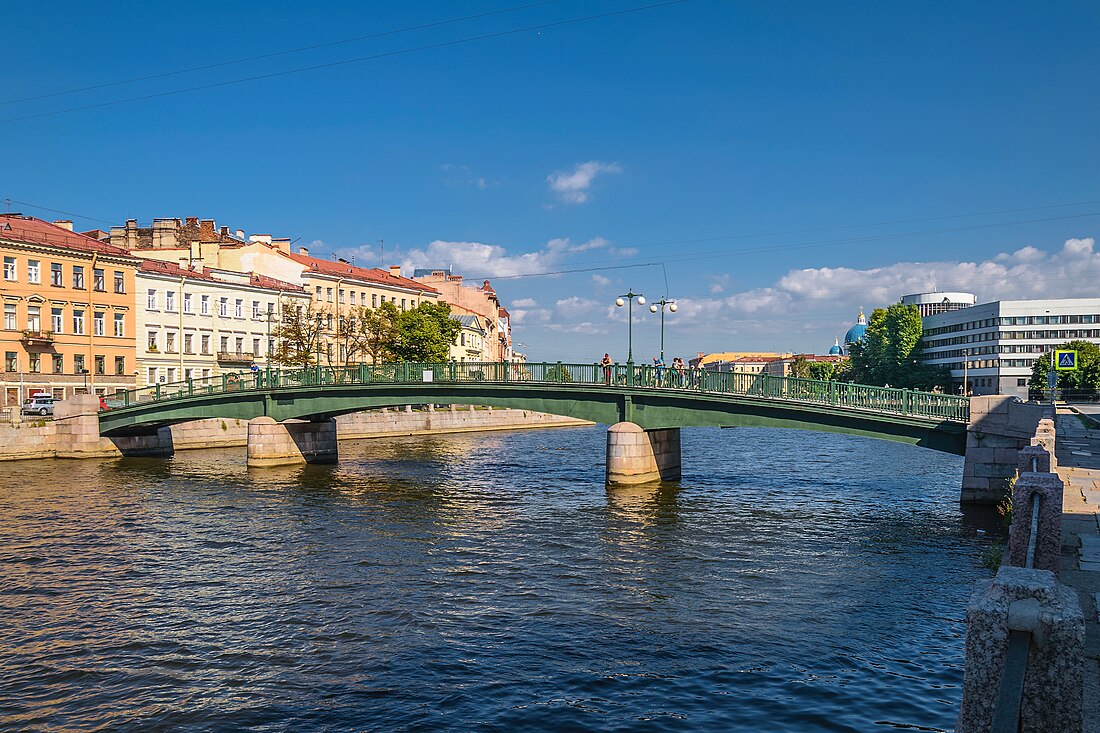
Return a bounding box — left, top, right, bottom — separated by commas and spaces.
105, 361, 970, 422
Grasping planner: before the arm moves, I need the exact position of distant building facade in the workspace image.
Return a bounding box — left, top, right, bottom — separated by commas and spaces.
920, 297, 1100, 397
413, 268, 514, 362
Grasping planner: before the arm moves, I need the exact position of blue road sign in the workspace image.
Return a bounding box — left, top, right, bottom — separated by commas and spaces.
1055, 349, 1078, 371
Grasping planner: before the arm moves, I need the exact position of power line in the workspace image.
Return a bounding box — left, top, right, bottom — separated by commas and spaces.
0, 197, 117, 226
0, 0, 693, 124
0, 0, 571, 107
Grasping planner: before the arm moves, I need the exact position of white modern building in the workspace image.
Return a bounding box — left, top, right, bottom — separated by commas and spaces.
901, 291, 976, 317
920, 298, 1100, 398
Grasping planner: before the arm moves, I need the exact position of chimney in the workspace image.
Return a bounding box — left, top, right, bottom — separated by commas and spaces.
299, 246, 310, 257
389, 265, 401, 278
53, 220, 73, 231
272, 237, 291, 253
199, 219, 215, 238
235, 229, 245, 240
219, 226, 230, 237
185, 216, 198, 227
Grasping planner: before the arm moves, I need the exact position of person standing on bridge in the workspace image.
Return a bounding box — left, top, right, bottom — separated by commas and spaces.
601, 353, 613, 385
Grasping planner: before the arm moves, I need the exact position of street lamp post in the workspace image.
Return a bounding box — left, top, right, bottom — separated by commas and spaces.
81, 368, 89, 395
962, 348, 968, 396
614, 289, 645, 363
648, 298, 678, 362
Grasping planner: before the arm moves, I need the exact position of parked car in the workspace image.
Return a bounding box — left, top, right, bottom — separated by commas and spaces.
22, 395, 55, 416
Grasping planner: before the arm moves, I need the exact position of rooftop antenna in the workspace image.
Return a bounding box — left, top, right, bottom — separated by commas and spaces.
4, 198, 10, 212
378, 239, 384, 265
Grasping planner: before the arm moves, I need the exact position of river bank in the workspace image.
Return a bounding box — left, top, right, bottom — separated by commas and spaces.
0, 406, 592, 461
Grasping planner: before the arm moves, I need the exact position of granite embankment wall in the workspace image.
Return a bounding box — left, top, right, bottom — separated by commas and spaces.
0, 406, 591, 461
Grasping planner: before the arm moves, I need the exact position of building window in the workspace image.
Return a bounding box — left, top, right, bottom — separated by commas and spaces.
147, 289, 157, 310
29, 353, 41, 373
52, 308, 63, 333
74, 354, 84, 374
315, 285, 322, 299
201, 334, 210, 354
147, 331, 158, 351
401, 298, 406, 311
372, 293, 378, 308
326, 288, 333, 302
252, 301, 261, 319
235, 336, 244, 353
53, 354, 64, 374
220, 335, 229, 351
51, 263, 63, 286
183, 333, 193, 354
339, 289, 345, 304
167, 367, 176, 383
165, 332, 176, 353
201, 294, 210, 315
72, 266, 84, 289
183, 293, 193, 313
234, 299, 243, 318
115, 356, 125, 375
165, 291, 176, 312
3, 257, 15, 281
350, 292, 356, 306
72, 309, 85, 335
3, 304, 15, 330
93, 268, 105, 292
93, 311, 105, 336
27, 260, 40, 284
113, 313, 124, 337
4, 352, 16, 372
252, 337, 261, 356
148, 367, 158, 384
25, 305, 41, 332
184, 368, 193, 381
202, 368, 211, 379
218, 298, 228, 317
114, 271, 125, 294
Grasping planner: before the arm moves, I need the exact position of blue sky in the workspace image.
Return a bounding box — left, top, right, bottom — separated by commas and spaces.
4, 0, 1100, 362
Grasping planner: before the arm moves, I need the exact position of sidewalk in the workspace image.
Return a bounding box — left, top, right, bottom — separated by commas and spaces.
1055, 408, 1100, 732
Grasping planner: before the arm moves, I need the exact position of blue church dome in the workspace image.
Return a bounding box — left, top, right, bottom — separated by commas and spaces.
844, 308, 869, 346
828, 337, 842, 356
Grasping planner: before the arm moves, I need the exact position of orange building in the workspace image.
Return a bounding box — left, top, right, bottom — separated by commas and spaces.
0, 215, 141, 405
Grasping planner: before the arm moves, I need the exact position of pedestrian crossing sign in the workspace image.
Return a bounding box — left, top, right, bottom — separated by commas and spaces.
1055, 349, 1078, 371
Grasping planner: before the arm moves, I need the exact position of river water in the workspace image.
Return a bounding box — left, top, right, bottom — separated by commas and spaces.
0, 425, 1000, 732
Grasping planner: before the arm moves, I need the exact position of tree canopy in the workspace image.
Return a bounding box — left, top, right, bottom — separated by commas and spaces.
849, 303, 950, 390
1029, 340, 1100, 398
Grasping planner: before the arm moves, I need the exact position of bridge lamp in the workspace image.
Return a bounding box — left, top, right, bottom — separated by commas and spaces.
648, 299, 677, 363
614, 290, 645, 363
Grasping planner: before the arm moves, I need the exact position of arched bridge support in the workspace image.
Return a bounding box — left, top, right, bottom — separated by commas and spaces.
247, 416, 338, 468
606, 422, 681, 485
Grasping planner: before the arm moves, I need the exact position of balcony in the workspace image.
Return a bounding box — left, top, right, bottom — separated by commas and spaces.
217, 351, 256, 364
20, 330, 54, 347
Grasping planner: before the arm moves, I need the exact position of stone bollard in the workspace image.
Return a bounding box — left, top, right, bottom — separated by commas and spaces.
404, 404, 412, 413
606, 422, 681, 485
1007, 472, 1064, 575
957, 566, 1083, 733
1033, 418, 1057, 468
1016, 445, 1052, 475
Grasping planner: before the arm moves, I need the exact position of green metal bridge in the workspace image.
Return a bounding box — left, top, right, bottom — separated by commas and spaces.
98, 362, 970, 454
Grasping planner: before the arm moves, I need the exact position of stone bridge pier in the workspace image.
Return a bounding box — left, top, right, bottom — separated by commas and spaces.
606, 422, 681, 485
246, 416, 338, 468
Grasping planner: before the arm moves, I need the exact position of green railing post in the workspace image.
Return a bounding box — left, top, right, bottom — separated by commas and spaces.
625, 360, 634, 388
187, 378, 194, 397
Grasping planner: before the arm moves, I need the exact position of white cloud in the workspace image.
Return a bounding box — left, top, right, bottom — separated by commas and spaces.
705, 273, 730, 294
555, 296, 601, 318
392, 236, 611, 279
512, 297, 538, 307
547, 161, 622, 204
441, 163, 496, 190
547, 321, 607, 335
591, 274, 611, 286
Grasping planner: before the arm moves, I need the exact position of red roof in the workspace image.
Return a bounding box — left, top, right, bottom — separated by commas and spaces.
286, 252, 438, 293
0, 214, 134, 257
137, 259, 307, 293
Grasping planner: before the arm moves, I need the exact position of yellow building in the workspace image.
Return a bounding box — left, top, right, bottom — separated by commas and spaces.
0, 215, 140, 405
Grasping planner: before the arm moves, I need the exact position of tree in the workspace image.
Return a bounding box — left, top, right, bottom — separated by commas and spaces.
790, 355, 811, 379
806, 360, 837, 381
271, 298, 328, 367
1029, 340, 1100, 399
356, 301, 400, 364
849, 303, 950, 390
392, 302, 462, 362
546, 363, 574, 382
